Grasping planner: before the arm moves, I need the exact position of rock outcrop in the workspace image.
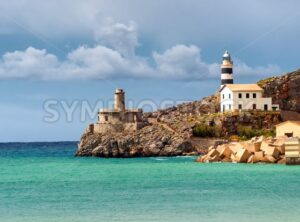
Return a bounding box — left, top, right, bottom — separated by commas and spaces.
76, 124, 201, 157
76, 94, 221, 157
258, 69, 300, 113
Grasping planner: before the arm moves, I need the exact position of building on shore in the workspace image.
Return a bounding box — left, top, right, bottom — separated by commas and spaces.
87, 89, 144, 134
219, 51, 279, 112
276, 121, 300, 138
285, 138, 300, 165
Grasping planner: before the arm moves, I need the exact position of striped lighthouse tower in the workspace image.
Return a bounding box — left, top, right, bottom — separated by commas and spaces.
221, 50, 234, 87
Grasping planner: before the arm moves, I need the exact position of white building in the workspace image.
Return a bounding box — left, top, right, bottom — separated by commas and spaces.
218, 50, 279, 113
219, 84, 278, 112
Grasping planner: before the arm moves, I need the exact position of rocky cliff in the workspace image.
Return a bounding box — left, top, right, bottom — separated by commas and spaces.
76, 94, 221, 157
76, 69, 300, 157
258, 69, 300, 113
76, 124, 199, 157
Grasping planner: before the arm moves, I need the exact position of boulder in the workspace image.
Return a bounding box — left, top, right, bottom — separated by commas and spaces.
208, 146, 214, 152
222, 157, 232, 162
244, 142, 261, 153
260, 141, 272, 151
216, 144, 225, 153
254, 151, 265, 162
207, 154, 220, 162
247, 155, 254, 163
229, 143, 244, 154
247, 155, 259, 163
230, 153, 237, 162
263, 146, 280, 159
207, 149, 219, 158
254, 142, 262, 151
264, 155, 276, 163
218, 145, 232, 159
235, 148, 251, 163
277, 157, 286, 164
275, 145, 285, 155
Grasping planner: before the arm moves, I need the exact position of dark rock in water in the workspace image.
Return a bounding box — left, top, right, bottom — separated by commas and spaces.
75, 124, 199, 157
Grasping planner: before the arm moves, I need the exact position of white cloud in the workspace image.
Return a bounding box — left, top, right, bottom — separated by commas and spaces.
0, 19, 281, 81
153, 45, 217, 80
0, 47, 59, 80
94, 18, 139, 58
64, 45, 153, 80
0, 44, 281, 81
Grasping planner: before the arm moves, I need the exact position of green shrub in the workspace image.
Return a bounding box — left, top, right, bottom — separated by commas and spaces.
193, 124, 221, 137
236, 125, 275, 140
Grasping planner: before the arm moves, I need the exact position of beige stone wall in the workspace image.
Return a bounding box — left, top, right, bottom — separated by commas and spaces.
99, 112, 123, 124
93, 122, 144, 134
276, 122, 300, 137
94, 123, 124, 134
99, 110, 143, 124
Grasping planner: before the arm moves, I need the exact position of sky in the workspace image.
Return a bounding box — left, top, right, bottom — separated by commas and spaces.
0, 0, 300, 142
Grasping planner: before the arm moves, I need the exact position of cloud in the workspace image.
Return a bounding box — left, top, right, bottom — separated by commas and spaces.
64, 45, 153, 80
94, 18, 139, 58
153, 45, 217, 80
0, 47, 59, 80
0, 19, 281, 81
234, 59, 281, 77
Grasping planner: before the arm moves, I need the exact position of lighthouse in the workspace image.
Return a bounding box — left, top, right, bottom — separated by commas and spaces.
114, 88, 126, 111
221, 50, 234, 87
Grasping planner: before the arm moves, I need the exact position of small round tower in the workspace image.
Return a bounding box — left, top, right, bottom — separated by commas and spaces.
114, 88, 125, 111
221, 50, 234, 87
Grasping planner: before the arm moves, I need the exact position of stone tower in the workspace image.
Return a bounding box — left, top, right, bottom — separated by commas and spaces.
221, 50, 234, 87
114, 88, 125, 111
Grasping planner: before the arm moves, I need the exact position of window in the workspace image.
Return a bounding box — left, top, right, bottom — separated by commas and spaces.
246, 93, 250, 98
238, 93, 242, 99
253, 104, 257, 110
105, 116, 108, 121
264, 104, 268, 111
253, 93, 256, 98
238, 104, 242, 110
223, 105, 225, 112
229, 94, 231, 99
229, 104, 231, 110
222, 94, 225, 99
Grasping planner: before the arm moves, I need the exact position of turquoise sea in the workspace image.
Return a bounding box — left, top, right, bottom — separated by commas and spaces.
0, 142, 299, 222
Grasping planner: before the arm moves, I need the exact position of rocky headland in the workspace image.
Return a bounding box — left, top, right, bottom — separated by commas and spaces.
76, 69, 300, 158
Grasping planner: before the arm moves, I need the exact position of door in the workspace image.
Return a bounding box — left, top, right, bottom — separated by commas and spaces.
253, 104, 257, 110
